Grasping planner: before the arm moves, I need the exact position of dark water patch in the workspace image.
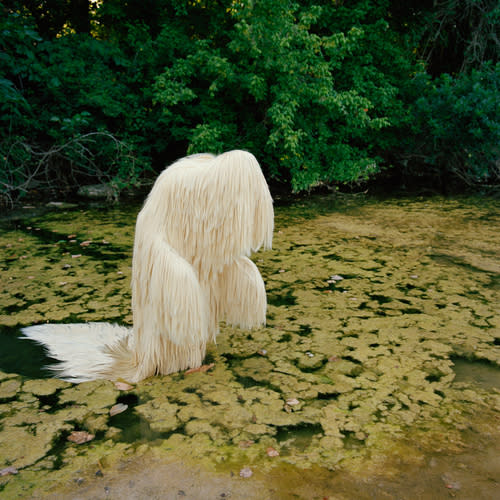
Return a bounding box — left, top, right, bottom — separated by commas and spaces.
219, 352, 257, 363
429, 253, 493, 275
37, 391, 64, 413
45, 428, 76, 470
402, 308, 423, 315
369, 294, 393, 304
317, 391, 340, 401
233, 375, 261, 389
268, 289, 297, 307
323, 253, 347, 261
3, 297, 46, 314
9, 224, 131, 263
287, 244, 319, 256
232, 374, 282, 394
203, 351, 216, 365
109, 393, 174, 443
452, 358, 500, 391
297, 324, 312, 336
294, 356, 328, 373
342, 332, 359, 338
0, 326, 56, 378
315, 284, 349, 294
342, 430, 366, 449
345, 366, 363, 378
425, 372, 445, 383
276, 423, 323, 454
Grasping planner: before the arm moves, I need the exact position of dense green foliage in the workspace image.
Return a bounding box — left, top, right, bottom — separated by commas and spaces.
1, 1, 498, 203
405, 63, 500, 189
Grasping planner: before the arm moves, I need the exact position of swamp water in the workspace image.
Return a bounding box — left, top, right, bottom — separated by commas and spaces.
0, 195, 499, 499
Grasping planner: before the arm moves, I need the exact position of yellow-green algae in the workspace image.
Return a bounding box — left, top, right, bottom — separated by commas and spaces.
0, 195, 499, 498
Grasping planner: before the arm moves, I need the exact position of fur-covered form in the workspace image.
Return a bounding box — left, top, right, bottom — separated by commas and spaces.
22, 150, 274, 383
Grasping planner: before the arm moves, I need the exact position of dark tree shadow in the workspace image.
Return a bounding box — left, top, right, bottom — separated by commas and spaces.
0, 325, 57, 378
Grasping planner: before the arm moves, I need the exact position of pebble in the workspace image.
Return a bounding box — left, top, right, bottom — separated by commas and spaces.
239, 467, 253, 478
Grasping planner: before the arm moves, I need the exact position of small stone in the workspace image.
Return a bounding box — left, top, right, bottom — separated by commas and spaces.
239, 467, 253, 478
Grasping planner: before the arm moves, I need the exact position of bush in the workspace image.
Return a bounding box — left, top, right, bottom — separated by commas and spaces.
405, 63, 500, 190
0, 7, 149, 203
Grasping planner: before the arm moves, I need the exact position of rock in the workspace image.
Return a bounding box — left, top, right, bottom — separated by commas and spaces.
77, 184, 116, 200
46, 201, 78, 209
239, 467, 253, 478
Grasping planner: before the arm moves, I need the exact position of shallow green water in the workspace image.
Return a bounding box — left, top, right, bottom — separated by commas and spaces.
0, 194, 499, 498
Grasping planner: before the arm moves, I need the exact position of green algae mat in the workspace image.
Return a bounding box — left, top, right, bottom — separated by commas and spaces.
0, 195, 499, 499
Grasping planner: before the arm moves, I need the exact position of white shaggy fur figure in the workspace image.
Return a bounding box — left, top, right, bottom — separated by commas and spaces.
22, 150, 274, 383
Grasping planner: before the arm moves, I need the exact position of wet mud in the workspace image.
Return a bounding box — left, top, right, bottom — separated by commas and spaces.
0, 195, 499, 499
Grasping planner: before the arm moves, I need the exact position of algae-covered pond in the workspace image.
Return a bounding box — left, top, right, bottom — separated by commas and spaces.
0, 195, 499, 499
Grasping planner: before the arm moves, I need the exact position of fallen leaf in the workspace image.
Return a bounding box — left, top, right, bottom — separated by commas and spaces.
328, 356, 339, 362
185, 363, 215, 374
239, 467, 253, 478
286, 398, 300, 406
67, 430, 95, 444
266, 447, 279, 457
109, 403, 128, 416
80, 240, 92, 247
0, 466, 18, 476
67, 234, 76, 238
257, 349, 267, 356
71, 254, 82, 258
114, 381, 134, 391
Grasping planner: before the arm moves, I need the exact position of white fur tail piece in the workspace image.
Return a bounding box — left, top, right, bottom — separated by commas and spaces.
21, 323, 131, 383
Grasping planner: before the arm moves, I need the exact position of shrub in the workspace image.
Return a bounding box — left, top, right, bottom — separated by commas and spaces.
406, 63, 500, 190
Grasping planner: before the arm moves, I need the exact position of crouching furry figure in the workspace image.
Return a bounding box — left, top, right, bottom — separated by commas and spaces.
22, 150, 274, 383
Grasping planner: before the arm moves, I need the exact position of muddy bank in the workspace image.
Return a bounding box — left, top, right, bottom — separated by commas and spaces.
0, 195, 499, 498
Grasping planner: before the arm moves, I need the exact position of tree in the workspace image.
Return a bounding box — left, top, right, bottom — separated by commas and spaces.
153, 0, 417, 190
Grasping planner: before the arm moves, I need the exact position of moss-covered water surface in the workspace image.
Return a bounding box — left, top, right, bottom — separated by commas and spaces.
0, 195, 499, 499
